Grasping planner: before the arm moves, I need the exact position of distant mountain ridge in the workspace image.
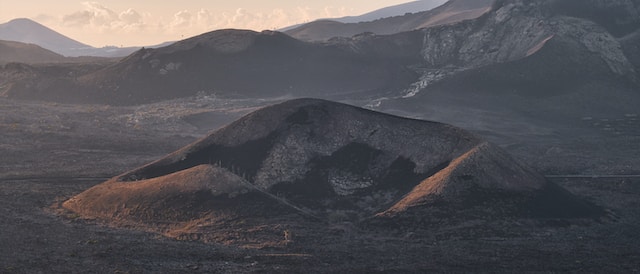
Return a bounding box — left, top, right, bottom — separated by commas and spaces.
0, 19, 91, 55
285, 0, 495, 41
0, 40, 120, 64
336, 0, 449, 23
279, 0, 448, 32
0, 18, 170, 57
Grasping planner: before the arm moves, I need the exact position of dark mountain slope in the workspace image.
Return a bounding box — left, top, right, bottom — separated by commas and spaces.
0, 60, 116, 100
370, 0, 640, 119
0, 40, 66, 64
44, 29, 416, 105
63, 99, 602, 243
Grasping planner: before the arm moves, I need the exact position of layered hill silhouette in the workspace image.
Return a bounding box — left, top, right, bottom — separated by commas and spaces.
63, 99, 602, 243
280, 0, 448, 33
0, 40, 119, 65
285, 0, 495, 41
3, 0, 639, 110
3, 29, 416, 105
0, 19, 93, 57
331, 0, 448, 24
0, 18, 165, 57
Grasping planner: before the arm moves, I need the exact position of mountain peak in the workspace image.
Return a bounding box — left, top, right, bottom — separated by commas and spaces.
6, 18, 44, 26
0, 18, 91, 56
0, 18, 143, 57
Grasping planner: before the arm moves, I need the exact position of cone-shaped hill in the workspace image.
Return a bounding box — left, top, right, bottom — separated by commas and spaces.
63, 99, 602, 242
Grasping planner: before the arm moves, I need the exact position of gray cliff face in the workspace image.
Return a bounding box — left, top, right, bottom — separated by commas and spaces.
418, 7, 551, 68
415, 0, 636, 78
327, 0, 639, 99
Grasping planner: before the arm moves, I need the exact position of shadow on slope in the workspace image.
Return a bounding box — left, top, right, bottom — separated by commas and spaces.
62, 99, 604, 245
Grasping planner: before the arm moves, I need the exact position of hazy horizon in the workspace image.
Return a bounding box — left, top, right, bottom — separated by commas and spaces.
0, 0, 433, 47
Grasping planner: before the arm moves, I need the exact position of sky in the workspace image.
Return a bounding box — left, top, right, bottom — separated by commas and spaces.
0, 1, 414, 47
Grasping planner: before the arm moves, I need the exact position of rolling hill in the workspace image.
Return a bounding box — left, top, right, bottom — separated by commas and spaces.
2, 29, 416, 105
63, 99, 602, 243
0, 40, 66, 64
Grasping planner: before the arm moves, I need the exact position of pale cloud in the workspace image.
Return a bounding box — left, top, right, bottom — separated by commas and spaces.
182, 6, 351, 31
170, 10, 192, 29
59, 2, 145, 34
62, 2, 116, 28
46, 2, 355, 46
119, 9, 143, 25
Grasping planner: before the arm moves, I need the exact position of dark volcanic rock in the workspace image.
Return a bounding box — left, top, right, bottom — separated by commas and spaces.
63, 99, 602, 243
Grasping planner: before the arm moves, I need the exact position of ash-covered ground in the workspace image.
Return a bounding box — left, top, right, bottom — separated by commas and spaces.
1, 97, 639, 272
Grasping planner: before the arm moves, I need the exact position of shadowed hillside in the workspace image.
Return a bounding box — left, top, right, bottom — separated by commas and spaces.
0, 40, 66, 64
2, 29, 416, 105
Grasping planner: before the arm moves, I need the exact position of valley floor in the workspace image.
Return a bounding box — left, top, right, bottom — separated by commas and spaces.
1, 177, 638, 273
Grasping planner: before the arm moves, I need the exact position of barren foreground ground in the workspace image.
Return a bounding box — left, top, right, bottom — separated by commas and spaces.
1, 98, 639, 272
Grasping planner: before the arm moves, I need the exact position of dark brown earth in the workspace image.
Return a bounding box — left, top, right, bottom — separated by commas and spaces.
1, 97, 639, 273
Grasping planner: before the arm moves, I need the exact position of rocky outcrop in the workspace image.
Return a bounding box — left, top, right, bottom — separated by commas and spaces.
315, 0, 637, 106
63, 99, 602, 242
